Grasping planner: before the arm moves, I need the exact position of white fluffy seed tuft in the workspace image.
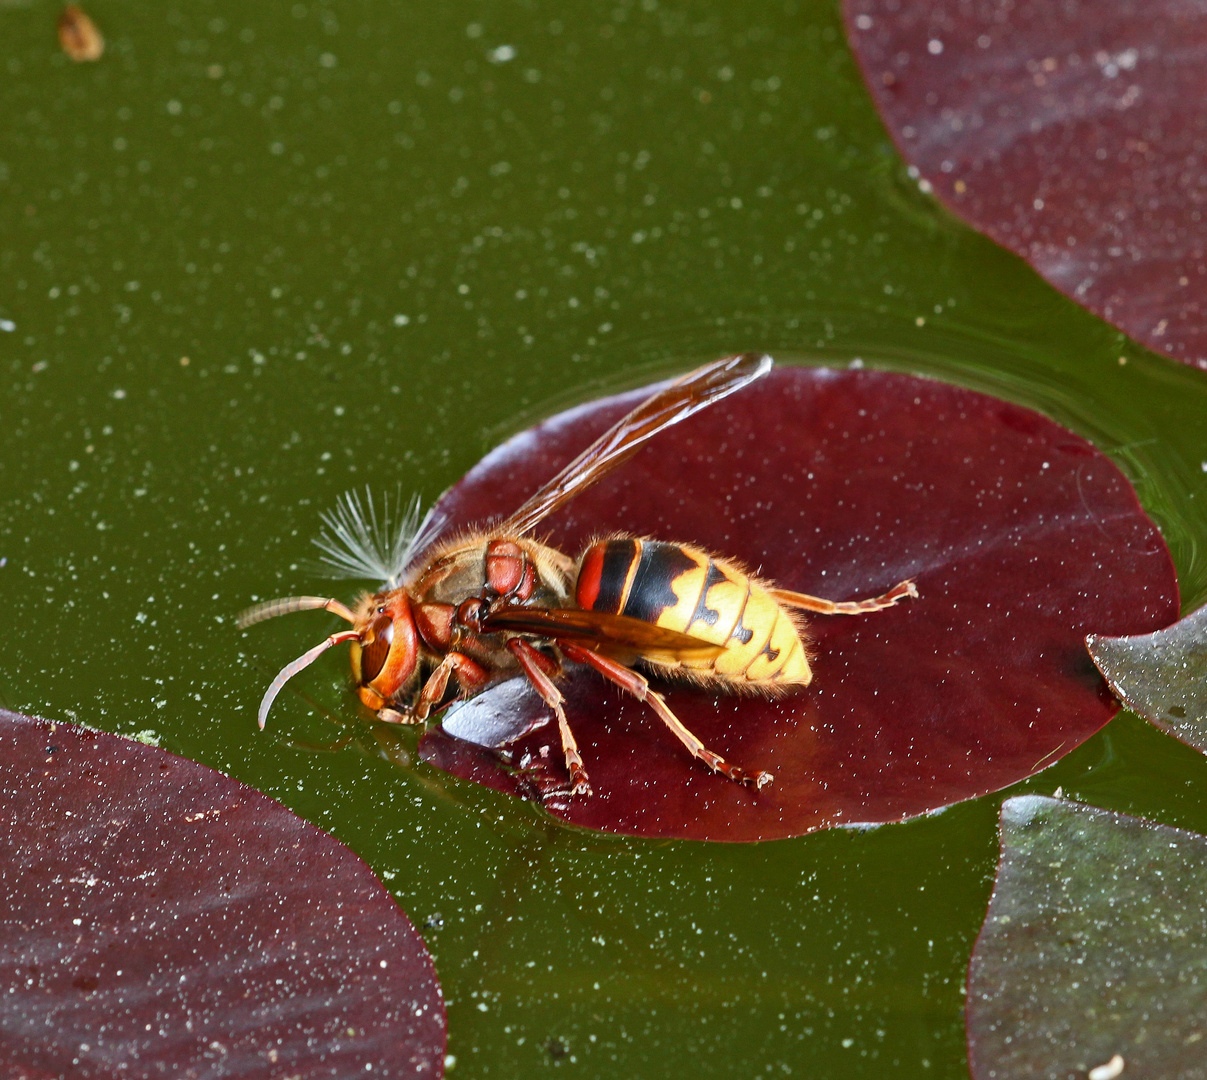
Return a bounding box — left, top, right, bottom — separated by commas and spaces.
311, 487, 444, 587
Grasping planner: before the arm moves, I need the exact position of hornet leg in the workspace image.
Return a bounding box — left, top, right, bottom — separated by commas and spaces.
379, 650, 492, 724
771, 577, 917, 615
559, 641, 773, 790
506, 638, 592, 797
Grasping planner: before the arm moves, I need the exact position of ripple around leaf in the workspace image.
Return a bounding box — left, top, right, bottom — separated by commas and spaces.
844, 0, 1207, 370
1088, 603, 1207, 752
968, 796, 1207, 1079
416, 364, 1178, 841
0, 709, 445, 1079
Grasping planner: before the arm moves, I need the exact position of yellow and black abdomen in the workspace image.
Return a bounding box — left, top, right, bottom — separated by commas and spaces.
575, 538, 811, 687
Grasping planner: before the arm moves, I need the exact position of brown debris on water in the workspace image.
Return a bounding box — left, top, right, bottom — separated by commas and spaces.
58, 4, 105, 62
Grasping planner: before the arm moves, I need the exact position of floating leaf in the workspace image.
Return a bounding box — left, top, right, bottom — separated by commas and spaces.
417, 365, 1177, 841
845, 0, 1207, 370
0, 708, 445, 1078
968, 795, 1207, 1078
1088, 603, 1207, 753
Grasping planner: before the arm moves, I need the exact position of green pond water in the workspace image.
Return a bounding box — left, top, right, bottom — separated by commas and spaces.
4, 0, 1207, 1075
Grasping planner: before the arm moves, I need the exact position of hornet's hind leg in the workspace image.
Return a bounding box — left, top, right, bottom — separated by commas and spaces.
771, 577, 917, 616
559, 641, 773, 790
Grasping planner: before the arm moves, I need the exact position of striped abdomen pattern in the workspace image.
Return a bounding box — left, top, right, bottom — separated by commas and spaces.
575, 538, 811, 686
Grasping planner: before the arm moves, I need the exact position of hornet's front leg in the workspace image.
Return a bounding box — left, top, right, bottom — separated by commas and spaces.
375, 650, 493, 725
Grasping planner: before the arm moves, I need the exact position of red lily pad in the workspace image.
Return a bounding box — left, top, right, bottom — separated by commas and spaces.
845, 0, 1207, 370
968, 795, 1207, 1078
416, 364, 1178, 841
0, 709, 445, 1078
1087, 603, 1207, 753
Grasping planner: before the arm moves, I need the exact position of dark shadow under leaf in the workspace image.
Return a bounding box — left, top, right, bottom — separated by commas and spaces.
418, 365, 1177, 841
968, 795, 1207, 1078
0, 709, 445, 1079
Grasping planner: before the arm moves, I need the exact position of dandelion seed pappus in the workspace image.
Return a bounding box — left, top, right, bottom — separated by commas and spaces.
239, 354, 918, 796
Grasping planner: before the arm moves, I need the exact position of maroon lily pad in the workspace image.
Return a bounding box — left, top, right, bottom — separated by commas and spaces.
968, 795, 1207, 1078
417, 364, 1178, 841
0, 709, 445, 1078
845, 0, 1207, 370
1087, 603, 1207, 753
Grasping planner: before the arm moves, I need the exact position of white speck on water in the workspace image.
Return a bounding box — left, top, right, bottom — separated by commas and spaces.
488, 44, 516, 63
0, 319, 14, 332
1088, 1055, 1125, 1080
928, 39, 943, 54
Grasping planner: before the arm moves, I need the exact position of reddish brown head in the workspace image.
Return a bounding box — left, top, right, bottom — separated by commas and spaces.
349, 590, 420, 711
236, 591, 421, 727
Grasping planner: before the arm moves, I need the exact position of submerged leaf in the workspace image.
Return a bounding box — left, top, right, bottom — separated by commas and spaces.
1088, 603, 1207, 752
0, 709, 445, 1078
417, 365, 1177, 841
968, 796, 1207, 1078
845, 0, 1207, 370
